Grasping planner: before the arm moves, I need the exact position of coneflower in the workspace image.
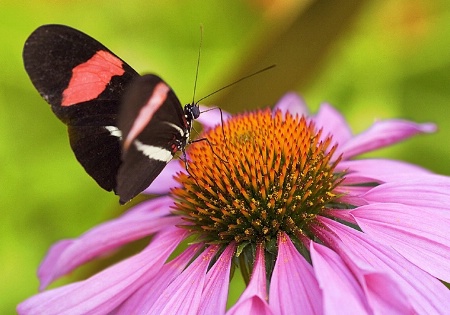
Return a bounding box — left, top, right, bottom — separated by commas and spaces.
19, 93, 450, 315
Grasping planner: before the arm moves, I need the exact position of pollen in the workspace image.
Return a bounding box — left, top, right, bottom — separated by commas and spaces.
172, 109, 343, 244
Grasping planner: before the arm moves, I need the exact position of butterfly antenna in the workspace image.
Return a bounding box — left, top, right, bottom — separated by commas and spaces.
195, 64, 276, 105
191, 24, 203, 106
195, 65, 276, 164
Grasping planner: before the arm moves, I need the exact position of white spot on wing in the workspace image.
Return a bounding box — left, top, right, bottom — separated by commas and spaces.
134, 140, 173, 162
164, 122, 185, 137
105, 126, 122, 139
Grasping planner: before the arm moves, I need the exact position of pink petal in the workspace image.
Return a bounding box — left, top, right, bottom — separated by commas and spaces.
273, 92, 308, 118
333, 185, 371, 207
113, 244, 201, 314
18, 228, 187, 315
317, 217, 450, 314
227, 244, 274, 315
38, 196, 178, 290
198, 243, 235, 315
149, 245, 220, 314
350, 203, 450, 282
361, 175, 450, 218
310, 242, 371, 314
326, 208, 357, 224
337, 158, 431, 183
313, 103, 353, 147
339, 119, 436, 159
143, 160, 183, 194
363, 272, 415, 313
269, 233, 322, 315
196, 105, 232, 129
227, 298, 274, 315
340, 173, 380, 186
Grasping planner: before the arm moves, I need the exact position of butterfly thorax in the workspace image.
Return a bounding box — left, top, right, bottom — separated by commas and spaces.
182, 103, 200, 144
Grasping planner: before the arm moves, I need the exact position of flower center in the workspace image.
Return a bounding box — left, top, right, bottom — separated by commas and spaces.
172, 109, 342, 245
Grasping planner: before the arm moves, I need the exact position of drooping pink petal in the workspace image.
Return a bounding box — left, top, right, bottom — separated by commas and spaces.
198, 243, 236, 315
18, 228, 188, 315
273, 92, 308, 118
112, 244, 202, 314
227, 244, 274, 315
361, 175, 450, 218
143, 160, 183, 194
313, 103, 353, 147
350, 203, 450, 282
316, 217, 450, 314
336, 158, 431, 183
148, 245, 220, 314
310, 241, 371, 314
197, 105, 232, 129
338, 119, 436, 159
38, 196, 178, 290
270, 232, 322, 315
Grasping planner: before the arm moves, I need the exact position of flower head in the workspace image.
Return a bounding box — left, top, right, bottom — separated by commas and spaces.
19, 93, 450, 314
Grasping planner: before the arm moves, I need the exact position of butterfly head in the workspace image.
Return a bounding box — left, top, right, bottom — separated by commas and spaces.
184, 103, 200, 122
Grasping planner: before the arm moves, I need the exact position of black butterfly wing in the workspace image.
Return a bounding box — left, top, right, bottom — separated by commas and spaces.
117, 74, 188, 204
23, 24, 139, 191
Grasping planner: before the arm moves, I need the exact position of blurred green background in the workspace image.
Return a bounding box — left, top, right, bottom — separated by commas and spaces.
1, 0, 449, 313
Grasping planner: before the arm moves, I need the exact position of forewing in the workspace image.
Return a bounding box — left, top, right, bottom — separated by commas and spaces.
23, 24, 138, 124
116, 140, 173, 204
23, 24, 140, 192
117, 74, 187, 203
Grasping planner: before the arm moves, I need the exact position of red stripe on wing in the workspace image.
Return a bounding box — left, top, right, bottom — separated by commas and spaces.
123, 82, 170, 150
62, 50, 125, 106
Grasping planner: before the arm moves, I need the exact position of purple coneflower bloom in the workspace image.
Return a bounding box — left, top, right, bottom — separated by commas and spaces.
18, 93, 450, 314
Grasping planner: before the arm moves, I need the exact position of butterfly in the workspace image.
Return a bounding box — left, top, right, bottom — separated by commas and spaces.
23, 24, 200, 204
